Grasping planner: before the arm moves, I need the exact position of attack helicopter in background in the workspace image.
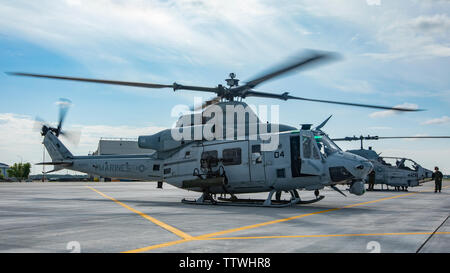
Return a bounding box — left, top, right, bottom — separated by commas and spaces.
8, 50, 422, 207
332, 135, 450, 191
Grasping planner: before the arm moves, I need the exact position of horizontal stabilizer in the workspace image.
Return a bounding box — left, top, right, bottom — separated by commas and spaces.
43, 167, 64, 174
36, 161, 73, 166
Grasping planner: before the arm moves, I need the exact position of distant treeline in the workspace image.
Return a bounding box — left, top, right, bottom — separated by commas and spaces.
29, 174, 90, 181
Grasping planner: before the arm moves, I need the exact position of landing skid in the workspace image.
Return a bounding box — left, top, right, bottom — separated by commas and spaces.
217, 195, 325, 205
181, 190, 325, 207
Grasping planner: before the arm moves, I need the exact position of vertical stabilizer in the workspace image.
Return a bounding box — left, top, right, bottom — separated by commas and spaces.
43, 132, 73, 161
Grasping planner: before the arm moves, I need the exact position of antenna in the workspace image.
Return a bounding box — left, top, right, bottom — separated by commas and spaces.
42, 145, 45, 182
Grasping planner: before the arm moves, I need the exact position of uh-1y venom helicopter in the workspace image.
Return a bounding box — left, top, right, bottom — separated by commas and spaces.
332, 135, 450, 191
8, 50, 423, 207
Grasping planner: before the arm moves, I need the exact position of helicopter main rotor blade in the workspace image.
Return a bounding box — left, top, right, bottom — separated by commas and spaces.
6, 72, 219, 93
241, 50, 339, 90
242, 90, 424, 112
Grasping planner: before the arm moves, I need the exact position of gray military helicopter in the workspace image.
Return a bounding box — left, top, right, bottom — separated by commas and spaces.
332, 135, 450, 191
8, 50, 422, 207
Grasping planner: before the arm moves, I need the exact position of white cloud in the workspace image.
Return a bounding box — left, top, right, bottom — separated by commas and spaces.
369, 103, 419, 118
421, 115, 450, 125
367, 126, 392, 130
368, 13, 450, 60
413, 14, 450, 33
0, 0, 311, 68
330, 79, 376, 94
366, 0, 381, 6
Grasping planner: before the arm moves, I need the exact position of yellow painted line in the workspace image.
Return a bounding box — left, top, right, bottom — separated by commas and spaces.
195, 190, 426, 239
124, 183, 449, 253
122, 239, 192, 253
199, 231, 450, 241
195, 208, 341, 239
343, 192, 416, 208
86, 186, 193, 240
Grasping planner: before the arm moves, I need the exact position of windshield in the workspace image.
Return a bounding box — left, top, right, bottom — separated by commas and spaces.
315, 134, 341, 156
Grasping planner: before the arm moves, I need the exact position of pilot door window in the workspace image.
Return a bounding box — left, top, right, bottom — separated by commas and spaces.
302, 135, 312, 159
222, 148, 242, 166
312, 143, 320, 160
251, 144, 263, 164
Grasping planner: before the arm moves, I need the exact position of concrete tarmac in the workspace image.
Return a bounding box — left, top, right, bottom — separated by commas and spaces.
0, 180, 448, 253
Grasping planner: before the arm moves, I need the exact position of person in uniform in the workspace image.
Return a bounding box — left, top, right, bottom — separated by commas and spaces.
432, 166, 443, 193
368, 170, 375, 191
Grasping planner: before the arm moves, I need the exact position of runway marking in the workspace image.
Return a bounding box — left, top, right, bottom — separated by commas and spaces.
195, 189, 430, 240
86, 186, 193, 240
197, 231, 450, 241
124, 183, 449, 253
122, 239, 193, 253
417, 215, 450, 253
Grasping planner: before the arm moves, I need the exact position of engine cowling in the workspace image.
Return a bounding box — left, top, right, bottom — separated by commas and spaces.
138, 129, 193, 152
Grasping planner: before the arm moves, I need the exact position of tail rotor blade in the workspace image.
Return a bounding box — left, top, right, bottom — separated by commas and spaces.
60, 129, 81, 146
33, 116, 46, 132
56, 98, 72, 136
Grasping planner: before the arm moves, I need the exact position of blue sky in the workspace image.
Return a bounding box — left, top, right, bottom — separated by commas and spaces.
0, 0, 449, 174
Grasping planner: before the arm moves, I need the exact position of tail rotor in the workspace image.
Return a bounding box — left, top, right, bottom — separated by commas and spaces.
35, 98, 80, 145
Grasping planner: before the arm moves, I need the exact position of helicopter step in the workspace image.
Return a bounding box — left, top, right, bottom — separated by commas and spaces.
181, 189, 325, 207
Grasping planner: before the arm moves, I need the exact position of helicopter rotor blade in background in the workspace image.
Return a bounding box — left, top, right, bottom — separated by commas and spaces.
6, 72, 219, 93
377, 136, 450, 139
332, 135, 450, 142
241, 50, 340, 90
242, 90, 424, 112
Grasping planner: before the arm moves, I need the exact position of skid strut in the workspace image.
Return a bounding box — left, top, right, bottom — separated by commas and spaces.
182, 189, 324, 207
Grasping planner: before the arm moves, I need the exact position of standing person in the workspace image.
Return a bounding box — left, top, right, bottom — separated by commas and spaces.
432, 166, 443, 193
368, 170, 375, 191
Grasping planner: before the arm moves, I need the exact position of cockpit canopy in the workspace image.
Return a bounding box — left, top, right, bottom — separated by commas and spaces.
313, 132, 342, 157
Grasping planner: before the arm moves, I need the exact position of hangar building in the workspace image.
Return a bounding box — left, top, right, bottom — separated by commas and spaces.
92, 137, 154, 156
0, 163, 9, 178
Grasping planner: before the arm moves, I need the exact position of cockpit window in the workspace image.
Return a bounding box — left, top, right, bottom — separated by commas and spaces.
302, 135, 312, 159
315, 135, 341, 157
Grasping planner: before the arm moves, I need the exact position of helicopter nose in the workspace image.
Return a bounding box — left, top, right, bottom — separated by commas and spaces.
354, 161, 373, 177
355, 161, 373, 171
